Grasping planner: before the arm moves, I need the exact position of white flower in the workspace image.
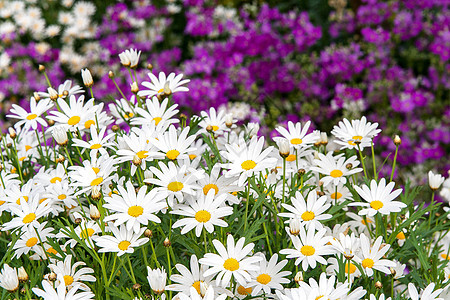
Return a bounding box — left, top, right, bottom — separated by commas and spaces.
103, 181, 166, 233
408, 282, 444, 300
198, 107, 229, 135
199, 235, 262, 288
171, 190, 233, 237
279, 190, 332, 229
147, 267, 167, 294
428, 171, 445, 190
0, 264, 19, 292
274, 121, 319, 149
119, 48, 141, 68
310, 152, 362, 187
151, 125, 197, 161
48, 254, 96, 291
7, 97, 53, 131
349, 178, 406, 216
331, 116, 381, 150
299, 272, 349, 300
32, 274, 95, 299
353, 234, 395, 277
95, 224, 148, 256
131, 97, 179, 128
81, 68, 93, 87
52, 125, 69, 146
2, 195, 52, 232
280, 223, 333, 271
139, 72, 190, 98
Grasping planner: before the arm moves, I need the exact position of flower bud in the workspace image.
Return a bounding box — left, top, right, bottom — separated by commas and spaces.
47, 119, 55, 126
289, 218, 301, 236
131, 81, 139, 93
163, 82, 171, 96
90, 204, 100, 220
320, 132, 328, 145
144, 229, 153, 238
56, 154, 65, 164
81, 68, 94, 88
147, 63, 153, 70
52, 126, 68, 146
225, 113, 233, 128
375, 281, 383, 289
8, 127, 16, 139
297, 169, 305, 176
294, 271, 303, 283
108, 71, 114, 78
91, 186, 102, 200
33, 92, 41, 101
62, 90, 69, 97
48, 272, 57, 282
111, 125, 120, 132
346, 163, 353, 169
48, 87, 58, 101
18, 267, 28, 282
38, 64, 45, 72
132, 283, 141, 290
394, 135, 401, 146
163, 237, 171, 247
278, 139, 290, 158
206, 125, 214, 133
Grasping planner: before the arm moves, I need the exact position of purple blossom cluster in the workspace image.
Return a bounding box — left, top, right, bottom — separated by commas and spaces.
0, 0, 448, 181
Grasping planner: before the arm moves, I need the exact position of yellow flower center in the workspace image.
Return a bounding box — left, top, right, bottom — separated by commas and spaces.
301, 245, 315, 256
136, 150, 149, 159
237, 285, 252, 295
352, 135, 363, 141
157, 88, 164, 93
153, 117, 162, 125
19, 156, 27, 162
124, 112, 134, 119
166, 149, 180, 160
84, 120, 95, 129
189, 154, 197, 160
90, 177, 103, 186
441, 254, 450, 260
128, 205, 144, 217
290, 138, 303, 145
330, 169, 343, 178
167, 181, 184, 192
90, 143, 102, 149
81, 228, 95, 239
47, 247, 58, 255
348, 140, 356, 146
25, 145, 32, 152
345, 263, 357, 274
0, 201, 5, 205
396, 232, 405, 240
23, 213, 36, 224
241, 160, 256, 170
286, 154, 296, 162
362, 258, 374, 268
212, 125, 219, 131
118, 240, 131, 251
64, 275, 74, 286
16, 196, 29, 205
203, 184, 219, 195
195, 210, 211, 223
331, 192, 342, 200
192, 281, 203, 294
68, 116, 81, 126
27, 113, 37, 120
370, 200, 384, 210
301, 211, 315, 221
315, 296, 324, 300
256, 273, 271, 285
26, 237, 38, 247
50, 176, 62, 183
92, 167, 100, 174
58, 194, 67, 200
223, 258, 239, 271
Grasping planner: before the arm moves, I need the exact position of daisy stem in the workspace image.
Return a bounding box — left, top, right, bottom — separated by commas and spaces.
110, 76, 127, 100
166, 247, 172, 299
43, 70, 52, 87
244, 178, 250, 231
149, 238, 161, 268
11, 139, 24, 183
391, 276, 394, 298
141, 247, 149, 269
126, 255, 136, 284
428, 192, 435, 228
34, 227, 50, 261
390, 144, 399, 182
128, 68, 134, 84
347, 258, 351, 287
133, 69, 139, 84
203, 230, 208, 253
89, 87, 94, 99
64, 147, 74, 166
34, 129, 47, 167
282, 157, 286, 206
370, 142, 377, 180
334, 185, 338, 206
260, 208, 273, 256
357, 145, 368, 179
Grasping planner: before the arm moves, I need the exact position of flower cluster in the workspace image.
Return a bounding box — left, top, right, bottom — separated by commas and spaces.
0, 54, 449, 299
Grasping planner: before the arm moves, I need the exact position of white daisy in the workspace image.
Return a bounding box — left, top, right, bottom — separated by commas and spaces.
246, 253, 291, 296
32, 274, 95, 299
331, 116, 381, 150
48, 95, 97, 132
95, 224, 148, 256
310, 152, 362, 186
408, 283, 444, 300
171, 190, 233, 237
199, 235, 262, 288
274, 121, 319, 149
280, 223, 333, 271
353, 234, 395, 276
131, 97, 179, 128
2, 195, 52, 232
0, 264, 19, 292
37, 80, 84, 102
198, 107, 228, 135
299, 272, 349, 300
117, 132, 154, 176
349, 178, 406, 216
151, 125, 197, 161
221, 136, 277, 186
197, 165, 243, 205
7, 97, 53, 130
326, 257, 361, 282
279, 190, 332, 229
72, 126, 115, 156
428, 171, 445, 190
48, 254, 96, 291
103, 181, 166, 233
139, 71, 190, 98
12, 222, 54, 258
147, 267, 167, 294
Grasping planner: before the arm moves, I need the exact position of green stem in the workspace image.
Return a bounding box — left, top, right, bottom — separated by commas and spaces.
357, 145, 368, 178
244, 178, 250, 231
126, 255, 136, 284
390, 144, 399, 182
371, 142, 377, 180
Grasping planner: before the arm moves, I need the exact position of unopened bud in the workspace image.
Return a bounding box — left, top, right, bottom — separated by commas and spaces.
74, 218, 82, 225
294, 271, 303, 283
62, 90, 69, 97
144, 229, 153, 238
131, 81, 139, 93
206, 125, 213, 133
18, 267, 28, 282
108, 71, 114, 78
20, 287, 26, 294
180, 113, 187, 121
147, 63, 153, 70
225, 113, 233, 128
297, 169, 305, 176
38, 64, 45, 72
91, 187, 102, 200
48, 272, 57, 282
90, 204, 100, 220
33, 92, 41, 101
163, 82, 171, 96
133, 155, 142, 166
47, 87, 58, 101
394, 135, 401, 146
111, 125, 120, 132
47, 119, 55, 126
8, 127, 16, 139
81, 69, 94, 88
289, 218, 301, 236
6, 142, 12, 148
56, 154, 65, 164
346, 163, 353, 169
278, 139, 290, 158
317, 191, 325, 196
132, 283, 141, 290
163, 237, 171, 247
390, 268, 396, 277
375, 281, 383, 289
